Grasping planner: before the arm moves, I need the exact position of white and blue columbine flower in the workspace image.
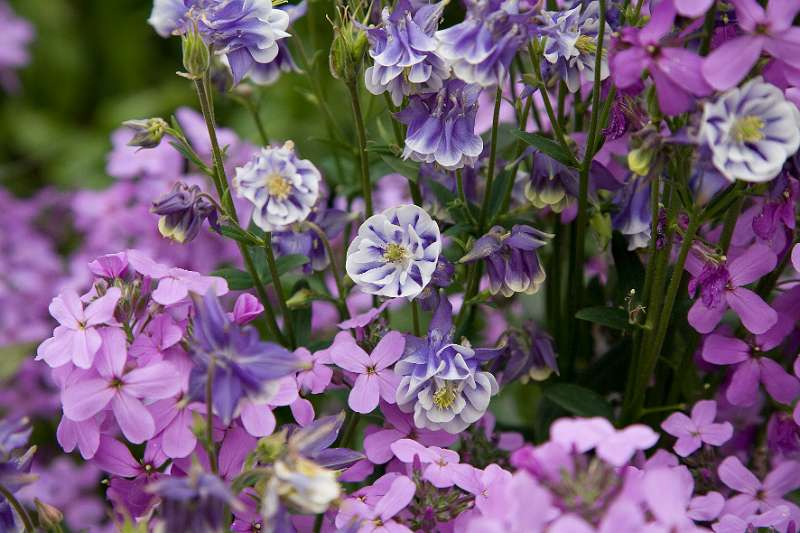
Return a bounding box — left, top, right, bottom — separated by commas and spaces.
539, 1, 610, 93
395, 79, 483, 170
233, 141, 321, 231
148, 0, 290, 84
395, 296, 501, 434
364, 0, 449, 106
345, 204, 441, 300
435, 0, 530, 87
699, 77, 800, 183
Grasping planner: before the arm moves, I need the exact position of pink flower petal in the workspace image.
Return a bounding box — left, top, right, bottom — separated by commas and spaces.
374, 476, 416, 521
49, 290, 83, 328
84, 287, 122, 326
160, 408, 197, 459
365, 428, 406, 464
240, 401, 277, 437
348, 374, 380, 414
112, 391, 156, 444
702, 36, 764, 91
718, 456, 761, 494
93, 436, 141, 477
727, 287, 778, 335
124, 362, 182, 400
62, 378, 115, 421
371, 331, 406, 370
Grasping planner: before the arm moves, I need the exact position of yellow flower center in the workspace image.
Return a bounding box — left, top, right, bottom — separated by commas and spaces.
383, 243, 409, 263
731, 115, 765, 143
575, 35, 597, 55
266, 173, 292, 200
432, 383, 457, 409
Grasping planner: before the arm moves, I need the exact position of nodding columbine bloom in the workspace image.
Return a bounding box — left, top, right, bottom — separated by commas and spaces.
345, 204, 442, 300
496, 322, 559, 385
435, 0, 530, 87
233, 141, 321, 231
0, 418, 35, 531
524, 151, 580, 213
395, 295, 502, 434
612, 175, 652, 251
147, 0, 291, 84
364, 0, 449, 106
459, 225, 549, 297
151, 182, 218, 243
396, 79, 483, 170
699, 77, 800, 183
271, 206, 350, 274
246, 1, 306, 85
187, 291, 302, 425
539, 1, 611, 93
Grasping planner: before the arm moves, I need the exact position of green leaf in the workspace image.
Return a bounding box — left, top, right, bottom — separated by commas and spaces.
219, 224, 263, 247
289, 280, 312, 347
575, 306, 634, 331
256, 254, 310, 285
542, 383, 614, 419
611, 232, 645, 301
379, 154, 420, 183
511, 130, 577, 168
211, 268, 253, 290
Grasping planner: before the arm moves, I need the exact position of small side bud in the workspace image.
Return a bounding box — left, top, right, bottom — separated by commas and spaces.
182, 26, 210, 79
286, 288, 314, 309
627, 147, 653, 176
122, 118, 168, 149
34, 499, 64, 531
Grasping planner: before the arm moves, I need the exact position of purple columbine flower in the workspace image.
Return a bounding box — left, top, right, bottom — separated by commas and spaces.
272, 206, 350, 273
612, 175, 652, 250
395, 295, 502, 434
396, 79, 483, 170
459, 225, 549, 297
612, 0, 711, 116
147, 0, 291, 84
233, 140, 321, 231
187, 291, 302, 425
246, 1, 305, 85
686, 243, 778, 335
524, 151, 580, 213
151, 182, 219, 243
345, 204, 442, 300
364, 0, 449, 106
702, 0, 800, 91
496, 322, 558, 385
435, 0, 530, 87
0, 418, 35, 531
699, 77, 800, 183
0, 1, 34, 93
539, 1, 611, 93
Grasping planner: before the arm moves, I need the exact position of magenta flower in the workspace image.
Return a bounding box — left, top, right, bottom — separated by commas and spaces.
686, 244, 778, 335
56, 415, 101, 460
295, 347, 333, 395
36, 287, 121, 369
453, 464, 512, 515
718, 456, 800, 525
702, 331, 800, 406
336, 474, 416, 533
62, 328, 182, 443
149, 395, 201, 459
129, 314, 184, 365
643, 467, 724, 531
703, 0, 800, 91
713, 507, 791, 533
331, 330, 405, 414
127, 249, 228, 306
363, 402, 456, 464
390, 438, 463, 488
229, 293, 263, 325
612, 0, 711, 116
550, 417, 659, 466
661, 400, 734, 456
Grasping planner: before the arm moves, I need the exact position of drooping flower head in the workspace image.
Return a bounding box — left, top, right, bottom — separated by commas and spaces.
539, 1, 611, 93
148, 468, 240, 532
395, 295, 502, 433
271, 206, 350, 273
151, 182, 219, 243
524, 150, 580, 213
345, 204, 442, 300
234, 140, 321, 231
396, 79, 483, 170
436, 0, 530, 87
148, 0, 291, 84
699, 77, 800, 183
364, 0, 449, 105
187, 291, 302, 425
459, 225, 549, 297
612, 174, 652, 250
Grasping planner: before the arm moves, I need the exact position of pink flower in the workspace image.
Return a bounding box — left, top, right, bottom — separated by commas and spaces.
453, 464, 512, 515
390, 438, 463, 488
331, 330, 405, 414
337, 474, 416, 533
718, 456, 800, 524
36, 287, 121, 368
129, 314, 184, 364
661, 400, 734, 456
295, 346, 333, 395
550, 417, 659, 466
229, 293, 263, 325
61, 328, 182, 444
127, 249, 228, 306
642, 468, 722, 532
363, 402, 456, 464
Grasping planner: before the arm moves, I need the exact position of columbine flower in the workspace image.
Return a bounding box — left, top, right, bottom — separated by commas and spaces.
148, 469, 240, 532
151, 182, 218, 243
122, 117, 168, 149
0, 418, 35, 531
35, 287, 121, 369
364, 0, 449, 105
395, 296, 502, 434
395, 79, 483, 170
435, 0, 529, 87
703, 0, 800, 91
539, 1, 610, 93
147, 0, 291, 84
187, 291, 302, 425
612, 175, 652, 251
612, 0, 711, 116
345, 204, 442, 300
459, 225, 549, 297
330, 331, 405, 414
699, 77, 800, 183
524, 151, 579, 213
246, 1, 305, 85
272, 206, 350, 273
234, 141, 321, 231
497, 322, 558, 384
661, 400, 734, 457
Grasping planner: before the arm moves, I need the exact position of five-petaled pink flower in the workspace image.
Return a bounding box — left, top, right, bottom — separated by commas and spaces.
661, 400, 733, 457
331, 330, 405, 414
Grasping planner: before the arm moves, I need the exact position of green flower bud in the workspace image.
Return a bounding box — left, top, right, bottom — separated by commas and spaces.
34, 499, 63, 531
328, 6, 367, 83
182, 27, 210, 79
122, 118, 169, 149
627, 147, 653, 176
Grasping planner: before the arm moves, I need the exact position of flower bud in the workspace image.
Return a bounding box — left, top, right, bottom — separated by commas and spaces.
122, 118, 168, 149
627, 147, 653, 176
286, 288, 314, 309
328, 7, 367, 82
34, 499, 63, 530
151, 182, 218, 243
182, 27, 210, 78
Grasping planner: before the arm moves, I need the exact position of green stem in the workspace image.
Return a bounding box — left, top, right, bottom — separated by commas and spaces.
385, 94, 422, 205
347, 81, 373, 218
528, 44, 573, 159
306, 221, 349, 319
246, 98, 269, 145
264, 232, 297, 348
718, 183, 745, 253
498, 95, 534, 215
193, 77, 286, 345
206, 358, 219, 474
0, 484, 33, 532
477, 86, 503, 233
699, 3, 718, 56
456, 169, 477, 226
411, 299, 422, 337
